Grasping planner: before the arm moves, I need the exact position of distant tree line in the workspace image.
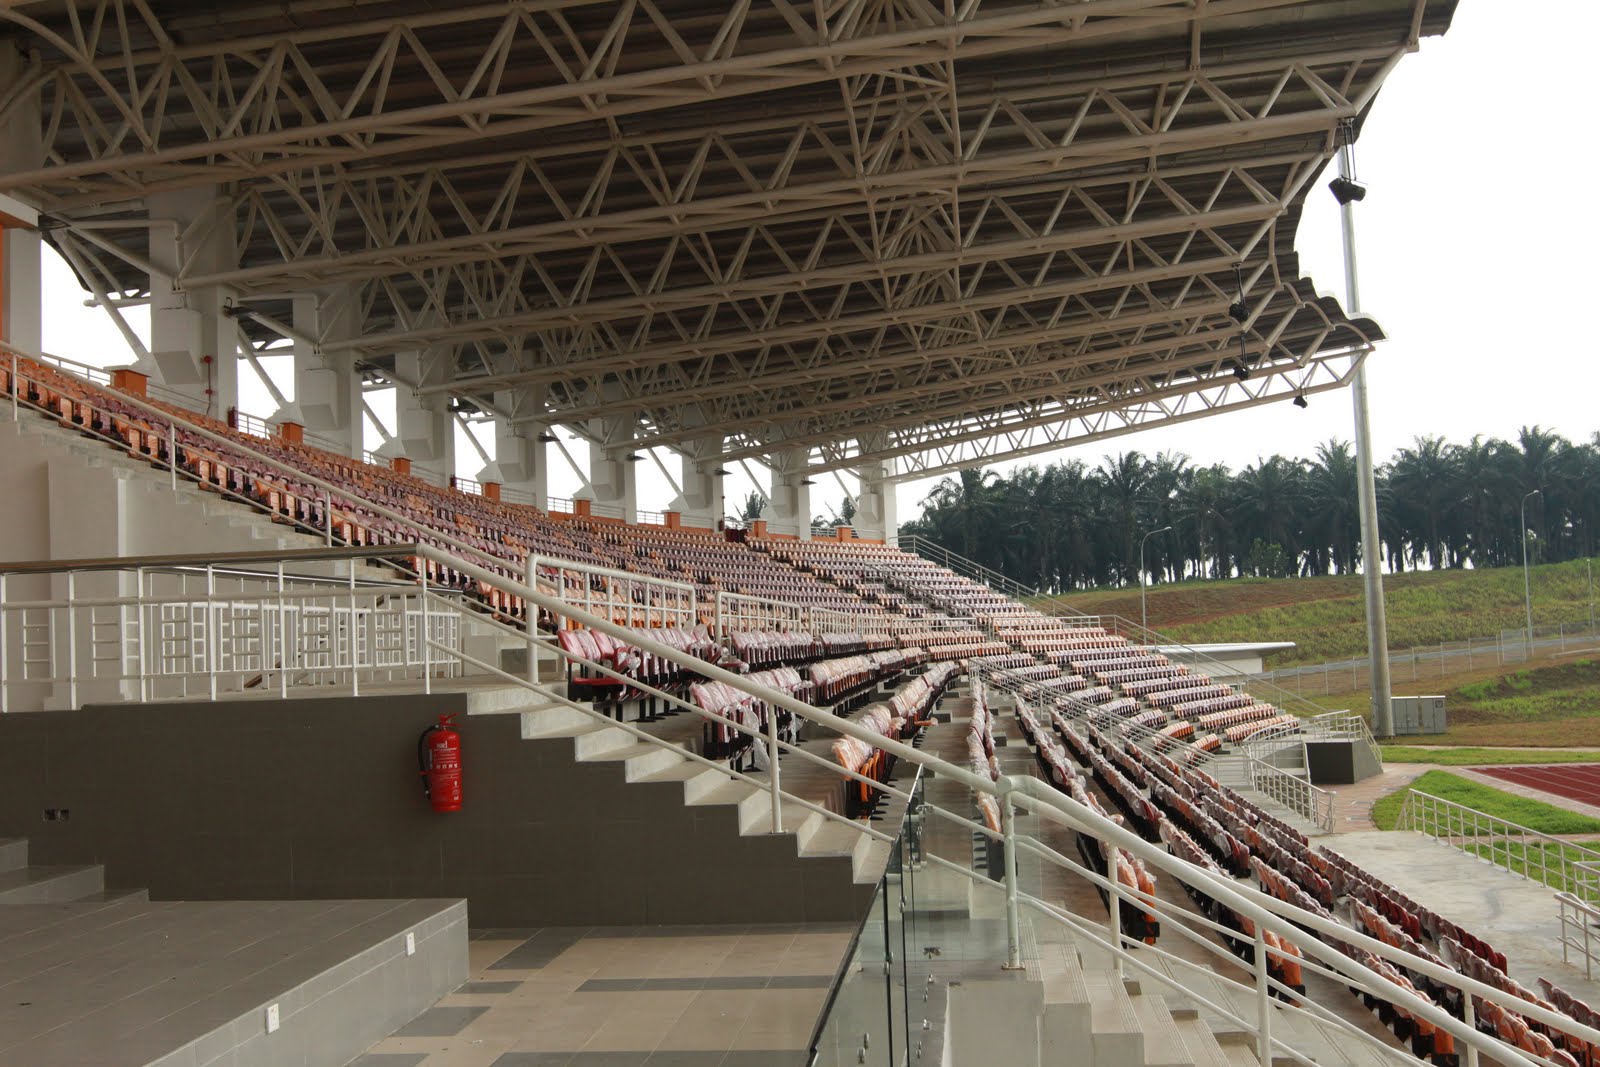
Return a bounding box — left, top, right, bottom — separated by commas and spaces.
899, 427, 1600, 592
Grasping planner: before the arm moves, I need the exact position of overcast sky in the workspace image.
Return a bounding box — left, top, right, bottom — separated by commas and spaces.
39, 2, 1598, 523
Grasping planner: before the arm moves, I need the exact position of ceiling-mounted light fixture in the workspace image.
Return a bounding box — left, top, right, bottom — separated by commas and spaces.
1228, 263, 1249, 324
1329, 119, 1367, 204
799, 478, 815, 486
711, 467, 730, 476
1328, 176, 1367, 205
1292, 394, 1309, 409
535, 431, 557, 443
623, 452, 642, 462
1233, 365, 1250, 381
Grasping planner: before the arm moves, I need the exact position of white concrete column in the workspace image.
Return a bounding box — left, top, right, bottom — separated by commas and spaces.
145, 191, 238, 419
274, 290, 363, 457
584, 417, 637, 523
853, 439, 898, 542
766, 447, 813, 540
393, 349, 456, 484
1, 225, 40, 352
491, 418, 548, 509
673, 436, 725, 531
0, 43, 42, 353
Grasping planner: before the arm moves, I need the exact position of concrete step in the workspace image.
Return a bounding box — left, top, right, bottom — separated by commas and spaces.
0, 838, 27, 873
0, 865, 106, 907
740, 802, 824, 847
1084, 970, 1145, 1067
1140, 955, 1392, 1067
798, 818, 865, 860
584, 741, 687, 782
518, 702, 595, 737
1173, 1014, 1252, 1067
1129, 991, 1197, 1067
572, 723, 637, 760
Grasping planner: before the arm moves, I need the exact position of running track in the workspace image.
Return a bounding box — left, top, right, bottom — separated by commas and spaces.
1471, 764, 1600, 808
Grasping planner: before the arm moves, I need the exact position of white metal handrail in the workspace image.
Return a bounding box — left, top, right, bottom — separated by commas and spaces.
713, 591, 808, 636
0, 552, 463, 711
1400, 790, 1600, 903
1558, 893, 1599, 980
526, 553, 698, 631
1245, 753, 1337, 833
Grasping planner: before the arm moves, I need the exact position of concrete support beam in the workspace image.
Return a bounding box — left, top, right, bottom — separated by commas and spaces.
145, 191, 238, 419
393, 350, 456, 485
490, 396, 549, 510
853, 445, 898, 542
274, 290, 363, 458
0, 44, 42, 353
672, 437, 725, 532
766, 448, 812, 541
583, 417, 637, 523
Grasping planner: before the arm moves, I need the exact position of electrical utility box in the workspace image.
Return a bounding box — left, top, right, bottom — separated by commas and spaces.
1391, 695, 1447, 735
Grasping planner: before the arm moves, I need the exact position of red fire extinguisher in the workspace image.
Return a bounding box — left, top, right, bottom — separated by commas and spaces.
418, 714, 463, 812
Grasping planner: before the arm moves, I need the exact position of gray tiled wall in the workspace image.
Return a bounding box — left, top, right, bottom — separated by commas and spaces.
0, 695, 873, 925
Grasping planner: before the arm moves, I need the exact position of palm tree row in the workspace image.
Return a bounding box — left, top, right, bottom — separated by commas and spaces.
901, 427, 1600, 592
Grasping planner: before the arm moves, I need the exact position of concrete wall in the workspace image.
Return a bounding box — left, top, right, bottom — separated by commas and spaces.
0, 693, 873, 927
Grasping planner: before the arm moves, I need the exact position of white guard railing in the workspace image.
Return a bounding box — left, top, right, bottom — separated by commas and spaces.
714, 591, 806, 636
0, 547, 463, 712
1245, 753, 1337, 833
712, 593, 898, 639
1559, 893, 1600, 979
812, 606, 892, 636
526, 553, 697, 631
1399, 790, 1600, 904
7, 345, 1599, 1067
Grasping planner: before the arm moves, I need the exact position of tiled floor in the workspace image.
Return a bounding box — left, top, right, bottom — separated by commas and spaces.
353, 923, 856, 1067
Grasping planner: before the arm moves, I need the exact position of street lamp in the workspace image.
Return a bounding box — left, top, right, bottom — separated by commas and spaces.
1140, 525, 1173, 636
1521, 489, 1541, 648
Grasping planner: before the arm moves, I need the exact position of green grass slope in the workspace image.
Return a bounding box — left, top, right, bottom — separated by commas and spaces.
1047, 559, 1598, 666
1371, 770, 1600, 834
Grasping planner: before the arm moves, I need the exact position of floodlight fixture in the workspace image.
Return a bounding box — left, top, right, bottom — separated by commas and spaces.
1328, 176, 1367, 204
1292, 394, 1309, 409
1233, 365, 1250, 381
535, 431, 557, 443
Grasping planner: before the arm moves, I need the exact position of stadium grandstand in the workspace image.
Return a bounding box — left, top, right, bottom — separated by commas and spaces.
6, 4, 1599, 1067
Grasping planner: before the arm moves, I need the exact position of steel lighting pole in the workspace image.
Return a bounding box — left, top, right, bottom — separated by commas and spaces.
1335, 129, 1394, 738
1521, 489, 1541, 647
1140, 525, 1173, 635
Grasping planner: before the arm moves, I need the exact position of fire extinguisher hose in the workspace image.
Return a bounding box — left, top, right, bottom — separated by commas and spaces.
417, 723, 437, 798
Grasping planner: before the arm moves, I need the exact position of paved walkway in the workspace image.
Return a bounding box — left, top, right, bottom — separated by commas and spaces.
1324, 764, 1428, 833
354, 923, 854, 1067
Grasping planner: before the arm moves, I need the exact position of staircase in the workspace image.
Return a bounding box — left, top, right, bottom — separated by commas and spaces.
0, 837, 466, 1067
468, 684, 899, 895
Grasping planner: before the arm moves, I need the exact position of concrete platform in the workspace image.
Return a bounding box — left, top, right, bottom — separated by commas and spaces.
0, 896, 467, 1067
1323, 830, 1600, 1001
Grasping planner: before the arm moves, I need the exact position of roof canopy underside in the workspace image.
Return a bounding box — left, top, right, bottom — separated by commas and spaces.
0, 0, 1456, 480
